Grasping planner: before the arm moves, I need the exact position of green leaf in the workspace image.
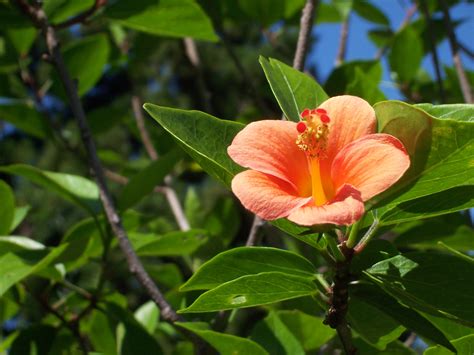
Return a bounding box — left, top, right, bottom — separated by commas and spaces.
180, 247, 315, 291
250, 310, 305, 355
176, 322, 269, 355
130, 230, 208, 257
144, 104, 244, 187
0, 103, 52, 138
179, 272, 317, 313
0, 243, 67, 296
379, 186, 474, 225
238, 0, 285, 27
259, 57, 329, 122
134, 301, 159, 335
372, 101, 474, 209
365, 252, 474, 327
10, 205, 30, 233
424, 334, 474, 355
351, 283, 456, 352
105, 0, 218, 42
422, 313, 474, 341
118, 149, 181, 210
415, 103, 474, 122
325, 60, 382, 97
276, 310, 336, 351
353, 338, 416, 355
388, 27, 423, 83
104, 302, 162, 355
7, 27, 36, 55
352, 0, 389, 26
393, 213, 474, 252
0, 164, 99, 215
345, 67, 386, 104
348, 296, 405, 350
43, 0, 94, 24
9, 325, 57, 355
0, 180, 14, 235
316, 3, 343, 23
59, 34, 110, 97
270, 219, 327, 249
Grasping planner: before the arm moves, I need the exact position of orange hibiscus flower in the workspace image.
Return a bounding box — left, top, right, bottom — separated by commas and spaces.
228, 95, 410, 226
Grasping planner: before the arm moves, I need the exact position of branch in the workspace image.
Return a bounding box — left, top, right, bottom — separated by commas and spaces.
15, 0, 181, 324
293, 0, 317, 71
335, 16, 350, 66
440, 0, 473, 103
53, 0, 107, 29
459, 41, 474, 60
419, 0, 445, 103
131, 96, 191, 231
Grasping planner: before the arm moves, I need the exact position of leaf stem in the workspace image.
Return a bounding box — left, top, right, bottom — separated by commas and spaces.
324, 233, 346, 262
346, 215, 365, 249
354, 212, 380, 254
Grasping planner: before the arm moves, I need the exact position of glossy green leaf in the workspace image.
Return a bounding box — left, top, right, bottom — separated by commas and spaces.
130, 230, 208, 257
353, 0, 389, 26
179, 272, 317, 313
43, 0, 94, 24
104, 302, 162, 355
372, 101, 474, 209
105, 0, 218, 42
415, 103, 474, 122
0, 103, 51, 138
144, 104, 244, 187
176, 322, 268, 355
366, 252, 474, 327
0, 243, 67, 296
389, 27, 423, 82
134, 301, 159, 335
0, 180, 14, 235
118, 149, 181, 210
270, 219, 327, 249
180, 247, 315, 291
393, 213, 474, 252
250, 310, 305, 355
351, 283, 455, 352
276, 310, 336, 351
60, 34, 110, 97
424, 334, 474, 355
348, 296, 405, 350
379, 186, 474, 225
259, 57, 329, 122
10, 205, 30, 233
0, 164, 99, 214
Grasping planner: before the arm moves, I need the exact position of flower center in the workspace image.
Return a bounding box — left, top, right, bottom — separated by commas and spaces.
296, 108, 332, 206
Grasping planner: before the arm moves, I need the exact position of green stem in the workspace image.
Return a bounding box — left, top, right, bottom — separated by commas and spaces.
346, 215, 365, 248
324, 233, 346, 262
354, 212, 380, 253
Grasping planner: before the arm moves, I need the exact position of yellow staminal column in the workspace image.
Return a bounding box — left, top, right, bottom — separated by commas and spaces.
309, 157, 328, 206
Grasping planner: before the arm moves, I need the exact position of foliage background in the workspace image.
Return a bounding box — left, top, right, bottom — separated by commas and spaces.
0, 0, 473, 354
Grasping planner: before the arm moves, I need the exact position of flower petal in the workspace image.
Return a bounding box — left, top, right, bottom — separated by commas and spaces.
319, 95, 376, 163
231, 170, 312, 220
228, 120, 311, 195
331, 133, 410, 201
287, 184, 365, 226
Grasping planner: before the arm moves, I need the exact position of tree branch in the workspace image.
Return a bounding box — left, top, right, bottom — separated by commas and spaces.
440, 0, 473, 103
293, 0, 317, 71
131, 95, 191, 231
335, 16, 350, 66
15, 0, 181, 324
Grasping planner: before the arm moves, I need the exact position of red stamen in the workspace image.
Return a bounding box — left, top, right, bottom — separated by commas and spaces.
320, 114, 330, 123
316, 108, 327, 115
301, 109, 310, 118
296, 121, 307, 133
310, 109, 318, 115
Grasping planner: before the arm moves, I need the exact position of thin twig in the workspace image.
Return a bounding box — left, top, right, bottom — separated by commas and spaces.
53, 0, 106, 29
293, 0, 317, 71
15, 0, 181, 323
131, 96, 190, 231
183, 38, 212, 113
375, 3, 418, 60
335, 16, 350, 66
440, 0, 473, 103
459, 42, 474, 60
419, 0, 445, 103
245, 216, 265, 246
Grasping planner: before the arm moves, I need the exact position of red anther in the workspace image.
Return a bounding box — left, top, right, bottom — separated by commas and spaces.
316, 108, 327, 115
320, 114, 330, 123
301, 109, 310, 118
296, 121, 307, 133
310, 109, 318, 115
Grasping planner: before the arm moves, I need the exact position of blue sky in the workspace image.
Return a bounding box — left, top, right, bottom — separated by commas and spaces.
309, 0, 474, 99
